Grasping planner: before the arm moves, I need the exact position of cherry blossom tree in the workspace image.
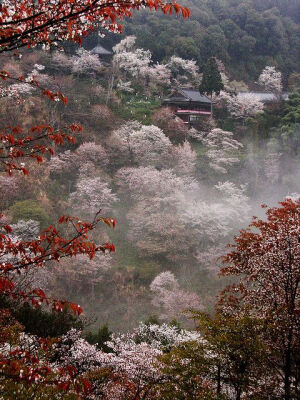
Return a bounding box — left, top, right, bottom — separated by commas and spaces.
113, 36, 152, 77
49, 142, 109, 175
116, 79, 134, 93
51, 321, 202, 399
116, 47, 152, 79
69, 173, 118, 217
0, 174, 20, 208
76, 141, 109, 168
0, 63, 51, 103
113, 36, 171, 87
112, 121, 172, 167
217, 91, 264, 121
117, 166, 199, 260
52, 328, 162, 399
150, 271, 202, 322
171, 141, 196, 176
258, 66, 282, 97
10, 219, 40, 241
146, 63, 171, 87
179, 181, 250, 257
221, 198, 300, 400
166, 55, 199, 85
132, 322, 201, 350
113, 36, 137, 54
201, 128, 243, 174
71, 48, 103, 75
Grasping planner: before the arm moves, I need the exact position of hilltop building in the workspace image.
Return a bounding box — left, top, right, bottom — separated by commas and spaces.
163, 89, 212, 126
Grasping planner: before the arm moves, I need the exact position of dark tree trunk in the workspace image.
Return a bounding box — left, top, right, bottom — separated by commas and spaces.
284, 347, 292, 400
236, 387, 242, 400
217, 364, 221, 394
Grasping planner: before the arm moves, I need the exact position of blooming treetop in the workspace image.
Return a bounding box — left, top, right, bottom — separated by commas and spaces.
49, 142, 109, 174
132, 322, 202, 350
166, 55, 199, 84
217, 91, 264, 120
113, 35, 137, 54
113, 36, 171, 85
171, 141, 197, 176
113, 121, 172, 166
180, 181, 250, 243
71, 48, 103, 74
258, 66, 282, 95
150, 271, 202, 321
114, 45, 152, 78
53, 328, 162, 399
201, 128, 243, 174
69, 175, 118, 217
117, 166, 198, 259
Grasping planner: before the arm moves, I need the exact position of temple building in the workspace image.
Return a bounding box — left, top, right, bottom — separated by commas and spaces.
163, 89, 212, 126
91, 44, 112, 65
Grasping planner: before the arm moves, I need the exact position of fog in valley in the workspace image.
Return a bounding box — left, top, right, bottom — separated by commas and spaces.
1, 1, 299, 398
1, 39, 298, 331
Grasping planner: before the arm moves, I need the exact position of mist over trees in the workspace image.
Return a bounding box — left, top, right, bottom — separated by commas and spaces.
0, 0, 300, 398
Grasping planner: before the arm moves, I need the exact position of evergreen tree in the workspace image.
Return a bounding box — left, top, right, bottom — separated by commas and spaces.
200, 57, 224, 113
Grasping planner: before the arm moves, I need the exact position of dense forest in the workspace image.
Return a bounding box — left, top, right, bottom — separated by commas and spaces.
0, 0, 299, 399
86, 0, 300, 84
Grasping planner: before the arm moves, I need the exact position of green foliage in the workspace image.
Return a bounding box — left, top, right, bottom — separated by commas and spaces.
192, 311, 271, 398
9, 200, 50, 228
122, 0, 299, 82
112, 93, 161, 125
200, 57, 224, 98
0, 299, 82, 338
281, 89, 300, 125
158, 341, 224, 400
158, 311, 273, 400
134, 260, 162, 285
85, 324, 112, 352
144, 314, 160, 326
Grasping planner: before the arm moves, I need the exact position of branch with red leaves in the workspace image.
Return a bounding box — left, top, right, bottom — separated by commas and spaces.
0, 213, 116, 315
0, 0, 190, 53
0, 349, 92, 397
0, 123, 82, 175
0, 69, 69, 103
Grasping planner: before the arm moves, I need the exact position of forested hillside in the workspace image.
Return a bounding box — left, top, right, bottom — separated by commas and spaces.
85, 0, 300, 85
0, 0, 299, 399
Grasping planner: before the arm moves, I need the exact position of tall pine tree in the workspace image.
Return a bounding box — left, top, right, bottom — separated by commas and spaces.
199, 57, 224, 114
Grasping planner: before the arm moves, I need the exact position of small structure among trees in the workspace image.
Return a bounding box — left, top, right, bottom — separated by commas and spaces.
91, 44, 112, 65
162, 89, 212, 126
91, 44, 112, 56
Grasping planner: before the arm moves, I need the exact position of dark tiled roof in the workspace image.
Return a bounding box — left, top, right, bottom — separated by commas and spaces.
180, 89, 212, 103
91, 45, 112, 55
163, 89, 212, 104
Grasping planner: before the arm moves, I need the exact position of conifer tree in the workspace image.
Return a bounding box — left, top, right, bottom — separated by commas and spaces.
199, 57, 224, 113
